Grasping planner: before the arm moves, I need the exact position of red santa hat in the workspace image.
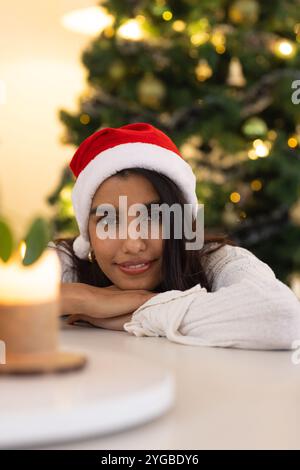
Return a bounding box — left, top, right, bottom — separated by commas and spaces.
69, 122, 198, 259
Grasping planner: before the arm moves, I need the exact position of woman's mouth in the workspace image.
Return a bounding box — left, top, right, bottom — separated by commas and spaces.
116, 260, 156, 275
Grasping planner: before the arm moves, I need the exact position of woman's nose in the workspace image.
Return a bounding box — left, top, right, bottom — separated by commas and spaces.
121, 234, 147, 254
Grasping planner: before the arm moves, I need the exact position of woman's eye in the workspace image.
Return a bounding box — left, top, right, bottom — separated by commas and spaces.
96, 213, 161, 225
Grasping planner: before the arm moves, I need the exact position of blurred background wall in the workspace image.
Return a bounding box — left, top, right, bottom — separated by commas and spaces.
0, 0, 90, 238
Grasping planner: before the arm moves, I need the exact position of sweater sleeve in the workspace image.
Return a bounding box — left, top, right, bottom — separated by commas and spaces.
123, 244, 300, 350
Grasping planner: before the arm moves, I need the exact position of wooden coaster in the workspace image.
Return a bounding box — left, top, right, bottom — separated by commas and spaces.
0, 351, 87, 375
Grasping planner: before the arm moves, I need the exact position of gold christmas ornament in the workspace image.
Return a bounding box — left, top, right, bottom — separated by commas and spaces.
137, 73, 166, 109
227, 57, 246, 87
242, 117, 268, 137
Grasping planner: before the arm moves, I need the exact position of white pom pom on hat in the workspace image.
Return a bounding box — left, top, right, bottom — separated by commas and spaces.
69, 122, 198, 260
72, 234, 91, 260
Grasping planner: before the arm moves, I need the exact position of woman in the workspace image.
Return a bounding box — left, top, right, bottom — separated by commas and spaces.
49, 122, 300, 349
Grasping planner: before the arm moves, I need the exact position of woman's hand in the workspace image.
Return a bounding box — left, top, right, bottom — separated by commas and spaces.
66, 312, 133, 331
60, 282, 157, 319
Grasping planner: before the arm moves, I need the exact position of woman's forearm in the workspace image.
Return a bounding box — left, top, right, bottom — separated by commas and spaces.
60, 283, 96, 316
60, 282, 157, 318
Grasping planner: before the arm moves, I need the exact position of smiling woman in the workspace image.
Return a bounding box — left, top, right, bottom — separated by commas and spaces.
87, 171, 164, 292
49, 123, 300, 349
52, 166, 232, 293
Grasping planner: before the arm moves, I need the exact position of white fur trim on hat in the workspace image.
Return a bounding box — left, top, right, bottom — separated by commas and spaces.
72, 142, 198, 260
73, 234, 91, 260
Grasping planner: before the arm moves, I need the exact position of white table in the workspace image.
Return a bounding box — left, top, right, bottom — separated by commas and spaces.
30, 322, 300, 450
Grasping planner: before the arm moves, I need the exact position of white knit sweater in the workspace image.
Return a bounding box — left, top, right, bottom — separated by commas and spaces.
48, 241, 300, 350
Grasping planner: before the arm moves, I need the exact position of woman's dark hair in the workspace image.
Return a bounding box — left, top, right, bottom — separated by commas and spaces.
53, 168, 237, 293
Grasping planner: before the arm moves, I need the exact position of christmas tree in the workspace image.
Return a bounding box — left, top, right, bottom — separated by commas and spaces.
48, 0, 300, 285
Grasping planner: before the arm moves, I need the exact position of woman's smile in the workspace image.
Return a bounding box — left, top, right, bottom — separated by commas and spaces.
115, 259, 158, 275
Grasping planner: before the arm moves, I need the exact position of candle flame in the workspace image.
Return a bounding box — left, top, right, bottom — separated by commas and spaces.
19, 241, 26, 260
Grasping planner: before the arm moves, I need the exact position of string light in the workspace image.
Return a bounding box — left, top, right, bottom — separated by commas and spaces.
172, 20, 186, 32
117, 19, 145, 41
80, 113, 90, 125
230, 192, 241, 203
253, 139, 271, 157
248, 139, 272, 159
210, 29, 226, 54
287, 136, 298, 148
267, 130, 277, 140
250, 179, 263, 191
162, 11, 173, 21
272, 38, 297, 59
190, 32, 210, 46
248, 149, 259, 160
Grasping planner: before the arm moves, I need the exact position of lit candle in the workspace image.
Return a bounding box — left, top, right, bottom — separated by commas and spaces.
0, 247, 61, 304
0, 248, 86, 373
0, 249, 61, 362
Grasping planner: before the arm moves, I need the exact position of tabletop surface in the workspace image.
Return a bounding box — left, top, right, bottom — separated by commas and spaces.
41, 322, 300, 450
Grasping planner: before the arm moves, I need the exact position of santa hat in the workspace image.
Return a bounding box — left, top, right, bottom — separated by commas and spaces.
69, 122, 198, 260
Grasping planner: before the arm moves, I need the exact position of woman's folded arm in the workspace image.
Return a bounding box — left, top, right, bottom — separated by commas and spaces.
124, 244, 300, 350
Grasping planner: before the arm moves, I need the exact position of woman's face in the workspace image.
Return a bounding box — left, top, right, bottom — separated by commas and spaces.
88, 173, 163, 290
